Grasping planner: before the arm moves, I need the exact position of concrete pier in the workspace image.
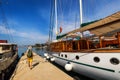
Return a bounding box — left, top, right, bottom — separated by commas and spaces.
10, 52, 73, 80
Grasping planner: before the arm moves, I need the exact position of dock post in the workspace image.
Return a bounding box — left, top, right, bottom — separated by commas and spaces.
117, 32, 120, 48
87, 39, 89, 50
99, 36, 102, 48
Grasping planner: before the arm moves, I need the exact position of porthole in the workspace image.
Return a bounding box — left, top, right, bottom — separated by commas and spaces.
94, 57, 100, 63
110, 58, 119, 65
65, 55, 67, 58
61, 54, 63, 57
76, 55, 79, 60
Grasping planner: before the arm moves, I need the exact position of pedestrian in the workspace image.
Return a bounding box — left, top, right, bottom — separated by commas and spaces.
27, 46, 33, 69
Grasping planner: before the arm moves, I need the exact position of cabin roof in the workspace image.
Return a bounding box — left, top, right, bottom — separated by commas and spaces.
0, 43, 17, 45
67, 11, 120, 36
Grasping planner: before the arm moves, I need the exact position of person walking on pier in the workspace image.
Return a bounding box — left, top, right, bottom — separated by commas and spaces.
27, 46, 33, 69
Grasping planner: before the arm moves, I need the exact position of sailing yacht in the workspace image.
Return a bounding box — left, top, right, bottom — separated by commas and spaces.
45, 0, 120, 80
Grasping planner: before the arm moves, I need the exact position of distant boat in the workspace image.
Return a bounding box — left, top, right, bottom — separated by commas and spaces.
45, 0, 120, 80
0, 40, 19, 80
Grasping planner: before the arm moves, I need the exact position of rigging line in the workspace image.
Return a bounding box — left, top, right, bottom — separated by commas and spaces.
64, 0, 72, 23
93, 0, 98, 21
48, 0, 53, 42
64, 0, 67, 12
51, 0, 55, 41
74, 0, 79, 30
50, 0, 55, 41
0, 4, 11, 42
49, 0, 54, 42
58, 0, 64, 28
0, 1, 14, 42
52, 0, 55, 41
75, 13, 77, 29
68, 0, 72, 22
5, 0, 16, 43
11, 24, 17, 43
80, 1, 86, 24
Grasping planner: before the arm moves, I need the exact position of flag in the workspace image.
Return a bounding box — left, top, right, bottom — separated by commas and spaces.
60, 26, 62, 33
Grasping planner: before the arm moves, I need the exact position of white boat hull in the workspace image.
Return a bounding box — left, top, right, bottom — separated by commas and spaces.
50, 52, 120, 80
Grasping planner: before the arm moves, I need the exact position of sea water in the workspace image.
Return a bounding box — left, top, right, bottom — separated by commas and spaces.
18, 47, 45, 58
32, 48, 46, 57
18, 47, 27, 57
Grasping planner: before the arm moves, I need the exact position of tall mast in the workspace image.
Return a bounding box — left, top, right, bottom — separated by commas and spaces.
79, 0, 83, 26
79, 0, 83, 38
55, 0, 58, 35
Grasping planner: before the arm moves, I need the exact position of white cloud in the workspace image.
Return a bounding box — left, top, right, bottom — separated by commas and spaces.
85, 0, 120, 21
0, 25, 15, 34
0, 25, 48, 44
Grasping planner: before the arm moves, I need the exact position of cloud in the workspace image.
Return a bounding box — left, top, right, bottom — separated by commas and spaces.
84, 0, 120, 21
0, 25, 15, 34
0, 25, 48, 44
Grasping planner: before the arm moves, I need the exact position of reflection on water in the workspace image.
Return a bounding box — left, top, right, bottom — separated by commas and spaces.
18, 47, 27, 57
33, 47, 46, 57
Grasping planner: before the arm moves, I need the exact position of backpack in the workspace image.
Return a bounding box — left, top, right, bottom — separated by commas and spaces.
27, 49, 33, 58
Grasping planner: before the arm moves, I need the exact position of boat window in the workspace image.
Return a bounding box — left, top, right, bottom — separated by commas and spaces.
12, 45, 16, 50
65, 55, 67, 58
110, 58, 119, 65
93, 57, 100, 63
2, 45, 11, 50
76, 55, 79, 60
12, 45, 17, 56
72, 41, 78, 50
0, 54, 3, 60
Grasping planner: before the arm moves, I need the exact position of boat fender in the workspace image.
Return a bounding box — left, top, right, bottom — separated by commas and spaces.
46, 56, 50, 59
50, 57, 55, 62
65, 62, 72, 71
44, 53, 48, 57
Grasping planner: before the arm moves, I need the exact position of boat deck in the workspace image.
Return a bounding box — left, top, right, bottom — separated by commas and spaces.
10, 51, 73, 80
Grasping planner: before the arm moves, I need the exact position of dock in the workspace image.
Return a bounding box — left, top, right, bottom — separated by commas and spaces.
10, 51, 73, 80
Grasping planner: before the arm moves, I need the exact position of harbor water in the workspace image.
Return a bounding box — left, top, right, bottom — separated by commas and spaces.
18, 47, 45, 58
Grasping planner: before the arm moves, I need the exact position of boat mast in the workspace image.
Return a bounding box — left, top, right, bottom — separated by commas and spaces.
79, 0, 83, 26
55, 0, 58, 36
79, 0, 83, 38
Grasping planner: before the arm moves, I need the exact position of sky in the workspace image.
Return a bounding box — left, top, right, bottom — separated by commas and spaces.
0, 0, 120, 45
